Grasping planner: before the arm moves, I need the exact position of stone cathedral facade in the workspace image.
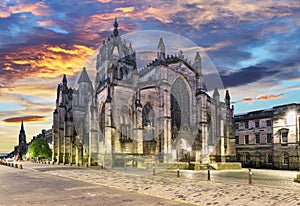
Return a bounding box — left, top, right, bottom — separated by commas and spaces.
52, 19, 236, 168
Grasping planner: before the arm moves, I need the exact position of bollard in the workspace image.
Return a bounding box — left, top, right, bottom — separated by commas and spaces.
11, 163, 14, 167
248, 168, 252, 184
153, 164, 155, 175
19, 164, 23, 169
15, 164, 18, 168
208, 166, 211, 181
7, 163, 10, 166
177, 165, 180, 177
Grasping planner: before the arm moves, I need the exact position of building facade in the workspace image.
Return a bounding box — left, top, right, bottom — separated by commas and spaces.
52, 19, 236, 168
235, 103, 300, 169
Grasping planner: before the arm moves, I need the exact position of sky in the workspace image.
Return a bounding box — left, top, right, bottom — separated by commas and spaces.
0, 0, 299, 153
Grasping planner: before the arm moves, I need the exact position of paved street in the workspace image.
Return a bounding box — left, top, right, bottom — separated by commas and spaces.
0, 163, 193, 206
2, 162, 300, 205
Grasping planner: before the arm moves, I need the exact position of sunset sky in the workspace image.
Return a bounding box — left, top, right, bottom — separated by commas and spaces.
0, 0, 300, 153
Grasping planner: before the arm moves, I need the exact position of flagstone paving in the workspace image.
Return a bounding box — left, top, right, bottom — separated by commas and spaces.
20, 162, 300, 206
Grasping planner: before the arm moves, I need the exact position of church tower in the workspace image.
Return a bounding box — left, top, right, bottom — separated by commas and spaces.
17, 121, 27, 160
19, 121, 26, 145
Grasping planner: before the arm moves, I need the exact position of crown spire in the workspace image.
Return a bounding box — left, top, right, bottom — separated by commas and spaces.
113, 17, 119, 37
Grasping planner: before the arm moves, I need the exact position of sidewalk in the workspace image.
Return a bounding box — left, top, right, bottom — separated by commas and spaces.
21, 162, 300, 206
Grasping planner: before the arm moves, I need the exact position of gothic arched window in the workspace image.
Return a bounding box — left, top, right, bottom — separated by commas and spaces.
120, 106, 131, 141
142, 103, 155, 128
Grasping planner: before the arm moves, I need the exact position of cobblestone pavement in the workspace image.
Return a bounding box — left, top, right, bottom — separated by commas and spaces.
20, 162, 300, 206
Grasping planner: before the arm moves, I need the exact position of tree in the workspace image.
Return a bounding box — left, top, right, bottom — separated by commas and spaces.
28, 138, 52, 159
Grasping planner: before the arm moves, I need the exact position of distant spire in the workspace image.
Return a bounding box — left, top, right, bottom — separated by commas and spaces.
113, 17, 119, 37
19, 121, 26, 145
157, 37, 166, 61
20, 121, 25, 133
78, 67, 91, 83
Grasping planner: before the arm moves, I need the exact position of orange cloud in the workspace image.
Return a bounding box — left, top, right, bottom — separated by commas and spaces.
9, 2, 51, 16
115, 7, 135, 13
3, 116, 48, 123
0, 7, 10, 18
232, 94, 283, 104
256, 94, 282, 101
9, 44, 94, 79
242, 98, 253, 102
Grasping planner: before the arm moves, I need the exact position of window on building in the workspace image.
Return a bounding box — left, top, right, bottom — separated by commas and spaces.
281, 131, 288, 144
245, 153, 251, 163
283, 153, 289, 165
120, 106, 131, 141
245, 135, 249, 144
245, 121, 249, 129
235, 123, 239, 130
235, 136, 239, 144
120, 124, 130, 140
267, 120, 272, 127
267, 153, 273, 164
255, 121, 259, 128
255, 134, 260, 144
267, 133, 273, 144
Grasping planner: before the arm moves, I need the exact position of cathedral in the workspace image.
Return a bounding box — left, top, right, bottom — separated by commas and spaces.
52, 19, 236, 168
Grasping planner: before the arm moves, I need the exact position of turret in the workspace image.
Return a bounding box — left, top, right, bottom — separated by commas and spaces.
225, 90, 230, 107
157, 37, 166, 61
62, 74, 67, 89
193, 51, 202, 73
78, 67, 92, 107
213, 88, 220, 104
78, 67, 91, 84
